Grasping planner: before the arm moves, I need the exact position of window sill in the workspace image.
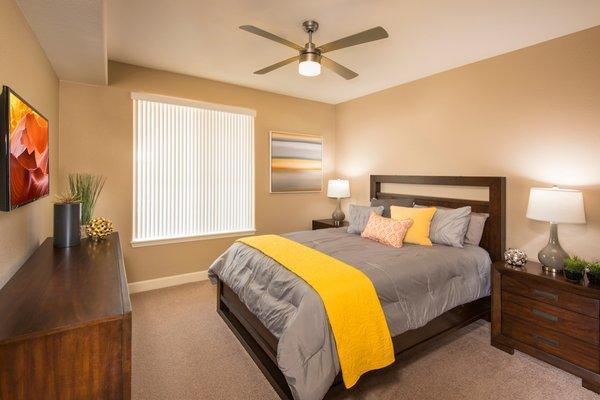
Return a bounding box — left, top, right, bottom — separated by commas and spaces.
130, 229, 256, 248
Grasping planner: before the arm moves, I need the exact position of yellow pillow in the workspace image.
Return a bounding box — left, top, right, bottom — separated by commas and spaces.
390, 206, 437, 246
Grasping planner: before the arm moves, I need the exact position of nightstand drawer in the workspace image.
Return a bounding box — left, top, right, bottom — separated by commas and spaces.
502, 291, 599, 345
312, 219, 348, 230
502, 314, 599, 372
503, 275, 599, 318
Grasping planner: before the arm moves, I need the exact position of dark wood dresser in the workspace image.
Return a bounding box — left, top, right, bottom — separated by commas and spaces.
0, 233, 131, 400
492, 261, 600, 393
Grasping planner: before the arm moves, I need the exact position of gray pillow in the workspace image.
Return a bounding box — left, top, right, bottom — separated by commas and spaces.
415, 205, 472, 248
347, 204, 384, 234
370, 198, 414, 218
464, 212, 489, 246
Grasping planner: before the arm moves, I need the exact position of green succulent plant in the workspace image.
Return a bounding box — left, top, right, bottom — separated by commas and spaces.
587, 262, 600, 276
564, 256, 587, 273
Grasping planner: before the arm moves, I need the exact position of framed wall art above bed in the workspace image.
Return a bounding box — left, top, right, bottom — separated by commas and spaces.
269, 131, 323, 193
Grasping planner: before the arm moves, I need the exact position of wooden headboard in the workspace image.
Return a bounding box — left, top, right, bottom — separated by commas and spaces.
370, 175, 506, 261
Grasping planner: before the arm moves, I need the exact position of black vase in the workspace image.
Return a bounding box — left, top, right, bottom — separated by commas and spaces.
53, 203, 81, 248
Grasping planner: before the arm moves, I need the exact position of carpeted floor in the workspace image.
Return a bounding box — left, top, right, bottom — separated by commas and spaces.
132, 280, 599, 400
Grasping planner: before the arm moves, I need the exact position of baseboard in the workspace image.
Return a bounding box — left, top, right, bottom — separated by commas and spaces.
128, 270, 208, 294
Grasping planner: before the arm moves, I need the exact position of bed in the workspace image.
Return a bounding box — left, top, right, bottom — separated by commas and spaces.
210, 175, 506, 400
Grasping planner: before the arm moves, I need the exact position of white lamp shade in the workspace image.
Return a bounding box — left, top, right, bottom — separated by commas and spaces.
327, 179, 350, 198
526, 187, 586, 224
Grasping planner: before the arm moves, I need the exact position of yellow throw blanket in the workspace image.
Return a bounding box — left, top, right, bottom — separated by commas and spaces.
238, 234, 394, 388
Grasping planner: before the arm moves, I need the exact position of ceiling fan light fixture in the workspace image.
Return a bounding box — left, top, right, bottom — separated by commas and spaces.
299, 60, 321, 77
298, 52, 321, 77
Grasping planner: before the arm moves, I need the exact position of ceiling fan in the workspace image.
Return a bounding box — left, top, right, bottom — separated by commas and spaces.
239, 21, 389, 80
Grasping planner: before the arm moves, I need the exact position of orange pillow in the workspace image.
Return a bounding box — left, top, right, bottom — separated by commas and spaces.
361, 212, 413, 248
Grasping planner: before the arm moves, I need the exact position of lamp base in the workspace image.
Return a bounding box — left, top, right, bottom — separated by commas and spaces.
541, 265, 563, 274
538, 223, 569, 273
332, 198, 345, 226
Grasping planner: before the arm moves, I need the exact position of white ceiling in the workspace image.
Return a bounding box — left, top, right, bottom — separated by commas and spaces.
17, 0, 107, 85
107, 0, 600, 103
17, 0, 600, 104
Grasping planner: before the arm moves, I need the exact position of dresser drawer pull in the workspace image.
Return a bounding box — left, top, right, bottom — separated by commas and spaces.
532, 333, 559, 348
532, 289, 557, 302
532, 308, 559, 322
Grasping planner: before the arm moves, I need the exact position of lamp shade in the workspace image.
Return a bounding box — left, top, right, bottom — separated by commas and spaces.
526, 187, 586, 224
327, 179, 350, 199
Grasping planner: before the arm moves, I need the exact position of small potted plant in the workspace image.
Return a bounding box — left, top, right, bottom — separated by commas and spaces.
587, 262, 600, 286
563, 256, 586, 283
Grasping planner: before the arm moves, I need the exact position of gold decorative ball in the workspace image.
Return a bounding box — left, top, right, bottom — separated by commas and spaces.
85, 217, 114, 241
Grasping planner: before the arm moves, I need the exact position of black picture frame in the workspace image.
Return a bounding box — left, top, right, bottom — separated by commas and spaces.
0, 86, 50, 211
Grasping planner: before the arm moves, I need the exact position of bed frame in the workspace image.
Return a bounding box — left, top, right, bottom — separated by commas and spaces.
217, 175, 506, 399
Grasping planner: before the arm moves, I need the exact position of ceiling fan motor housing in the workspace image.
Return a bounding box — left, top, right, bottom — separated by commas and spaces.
301, 42, 321, 59
299, 51, 321, 64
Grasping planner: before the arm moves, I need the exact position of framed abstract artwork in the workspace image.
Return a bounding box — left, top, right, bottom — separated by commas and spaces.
0, 86, 49, 211
270, 131, 323, 193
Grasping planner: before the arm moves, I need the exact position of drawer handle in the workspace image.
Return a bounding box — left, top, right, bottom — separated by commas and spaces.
532, 308, 559, 322
533, 289, 558, 302
532, 333, 559, 348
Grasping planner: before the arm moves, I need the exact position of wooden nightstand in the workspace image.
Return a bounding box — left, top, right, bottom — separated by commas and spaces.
312, 219, 348, 230
491, 260, 600, 393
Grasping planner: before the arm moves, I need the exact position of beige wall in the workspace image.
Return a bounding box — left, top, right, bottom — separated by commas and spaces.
335, 26, 600, 261
59, 27, 600, 283
59, 62, 336, 282
0, 0, 59, 288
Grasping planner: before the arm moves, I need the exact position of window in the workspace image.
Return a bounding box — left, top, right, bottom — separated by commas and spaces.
131, 92, 255, 246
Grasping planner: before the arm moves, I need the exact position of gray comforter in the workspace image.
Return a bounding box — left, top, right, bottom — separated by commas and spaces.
208, 228, 491, 400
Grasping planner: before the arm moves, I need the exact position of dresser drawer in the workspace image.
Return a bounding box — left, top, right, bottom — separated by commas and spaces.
502, 291, 599, 345
502, 314, 599, 372
503, 275, 599, 318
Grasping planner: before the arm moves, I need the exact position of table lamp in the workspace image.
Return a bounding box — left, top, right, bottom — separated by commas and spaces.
327, 179, 350, 226
526, 186, 586, 272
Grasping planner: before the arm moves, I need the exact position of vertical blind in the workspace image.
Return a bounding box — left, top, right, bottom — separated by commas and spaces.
132, 93, 255, 245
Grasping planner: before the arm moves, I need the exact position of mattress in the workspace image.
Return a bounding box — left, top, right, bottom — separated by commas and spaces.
208, 227, 491, 400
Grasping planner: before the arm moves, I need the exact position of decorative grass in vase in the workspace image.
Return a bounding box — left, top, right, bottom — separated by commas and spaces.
53, 191, 82, 248
68, 173, 106, 228
55, 191, 81, 204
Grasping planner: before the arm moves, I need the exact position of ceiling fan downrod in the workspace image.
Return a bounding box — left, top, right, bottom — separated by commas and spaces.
300, 20, 321, 74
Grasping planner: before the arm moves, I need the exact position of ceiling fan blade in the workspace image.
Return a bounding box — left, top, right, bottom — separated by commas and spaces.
240, 25, 304, 51
321, 57, 358, 80
318, 26, 388, 53
254, 55, 301, 75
